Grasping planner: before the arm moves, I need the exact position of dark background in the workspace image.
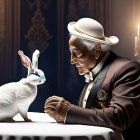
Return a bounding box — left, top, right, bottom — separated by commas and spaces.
0, 0, 140, 112
0, 0, 140, 140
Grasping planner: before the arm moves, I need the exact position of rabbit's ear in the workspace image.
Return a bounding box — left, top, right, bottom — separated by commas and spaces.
32, 50, 40, 69
18, 50, 31, 69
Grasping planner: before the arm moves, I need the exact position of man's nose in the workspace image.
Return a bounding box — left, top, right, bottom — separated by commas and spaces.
70, 54, 76, 64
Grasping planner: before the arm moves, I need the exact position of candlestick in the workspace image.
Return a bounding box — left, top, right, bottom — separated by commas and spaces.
134, 35, 140, 59
134, 24, 140, 59
138, 24, 140, 38
135, 36, 137, 48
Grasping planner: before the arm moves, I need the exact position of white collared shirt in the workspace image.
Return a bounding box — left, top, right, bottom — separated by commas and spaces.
82, 51, 110, 108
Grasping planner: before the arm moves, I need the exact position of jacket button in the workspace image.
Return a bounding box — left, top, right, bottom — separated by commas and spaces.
84, 98, 87, 102
88, 88, 91, 91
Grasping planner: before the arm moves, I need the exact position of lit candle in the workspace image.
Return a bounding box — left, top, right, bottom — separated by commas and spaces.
135, 36, 137, 49
138, 24, 140, 37
134, 25, 140, 59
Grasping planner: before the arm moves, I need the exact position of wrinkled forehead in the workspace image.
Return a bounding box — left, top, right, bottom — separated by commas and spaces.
69, 35, 96, 51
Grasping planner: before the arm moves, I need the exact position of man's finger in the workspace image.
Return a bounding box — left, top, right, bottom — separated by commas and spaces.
46, 96, 60, 101
45, 96, 60, 103
44, 107, 54, 114
44, 104, 57, 110
44, 102, 58, 109
45, 99, 59, 107
45, 96, 63, 105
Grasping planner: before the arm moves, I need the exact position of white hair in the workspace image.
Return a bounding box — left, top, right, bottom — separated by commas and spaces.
81, 39, 110, 52
69, 34, 110, 52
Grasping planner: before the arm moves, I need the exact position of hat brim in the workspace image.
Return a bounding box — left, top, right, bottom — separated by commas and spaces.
68, 22, 119, 45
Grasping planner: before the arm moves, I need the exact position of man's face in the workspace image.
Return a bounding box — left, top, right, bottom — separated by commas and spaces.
69, 36, 97, 75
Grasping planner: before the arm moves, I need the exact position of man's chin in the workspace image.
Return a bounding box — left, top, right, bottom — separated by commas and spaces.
78, 70, 86, 75
79, 73, 84, 75
77, 67, 88, 75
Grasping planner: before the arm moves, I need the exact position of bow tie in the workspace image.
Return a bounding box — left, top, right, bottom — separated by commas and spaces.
84, 72, 94, 83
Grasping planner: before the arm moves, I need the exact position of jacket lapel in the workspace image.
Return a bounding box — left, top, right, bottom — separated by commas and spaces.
78, 83, 88, 107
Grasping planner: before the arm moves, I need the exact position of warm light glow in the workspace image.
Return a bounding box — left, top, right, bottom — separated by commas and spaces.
135, 36, 137, 48
138, 24, 140, 37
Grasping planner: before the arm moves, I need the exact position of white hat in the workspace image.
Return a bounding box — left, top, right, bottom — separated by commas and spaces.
67, 18, 119, 45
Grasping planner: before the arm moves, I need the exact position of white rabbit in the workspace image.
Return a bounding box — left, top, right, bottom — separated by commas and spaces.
0, 50, 46, 122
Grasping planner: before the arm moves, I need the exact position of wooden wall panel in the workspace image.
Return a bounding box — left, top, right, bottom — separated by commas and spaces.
57, 0, 64, 93
12, 0, 21, 81
0, 0, 12, 85
0, 0, 5, 46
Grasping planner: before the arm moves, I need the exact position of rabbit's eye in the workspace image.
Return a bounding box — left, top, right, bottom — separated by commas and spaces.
30, 72, 40, 77
34, 73, 40, 77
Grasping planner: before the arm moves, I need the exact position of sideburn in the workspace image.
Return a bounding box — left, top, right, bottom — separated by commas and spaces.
95, 43, 102, 60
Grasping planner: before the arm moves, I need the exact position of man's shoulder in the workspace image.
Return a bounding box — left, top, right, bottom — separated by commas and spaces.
102, 52, 140, 89
104, 52, 140, 84
110, 52, 140, 73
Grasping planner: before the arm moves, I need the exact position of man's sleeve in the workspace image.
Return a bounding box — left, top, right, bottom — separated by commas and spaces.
65, 61, 140, 131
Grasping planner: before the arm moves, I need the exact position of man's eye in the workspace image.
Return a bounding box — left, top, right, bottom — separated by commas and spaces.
71, 51, 76, 57
76, 52, 83, 57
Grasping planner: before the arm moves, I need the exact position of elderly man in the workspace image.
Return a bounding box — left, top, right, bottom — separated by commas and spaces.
44, 18, 140, 139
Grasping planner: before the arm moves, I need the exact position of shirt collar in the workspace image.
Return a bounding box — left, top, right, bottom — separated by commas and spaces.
84, 51, 110, 83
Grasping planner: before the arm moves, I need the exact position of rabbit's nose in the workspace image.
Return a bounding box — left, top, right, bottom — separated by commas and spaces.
42, 75, 46, 81
43, 78, 46, 82
40, 73, 46, 81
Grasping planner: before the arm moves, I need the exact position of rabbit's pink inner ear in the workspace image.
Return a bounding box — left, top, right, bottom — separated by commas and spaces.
20, 55, 30, 68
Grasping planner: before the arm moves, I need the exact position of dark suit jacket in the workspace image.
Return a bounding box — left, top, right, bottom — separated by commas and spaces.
65, 52, 140, 140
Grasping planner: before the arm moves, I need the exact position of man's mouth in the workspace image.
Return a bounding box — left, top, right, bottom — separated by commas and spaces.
76, 65, 82, 68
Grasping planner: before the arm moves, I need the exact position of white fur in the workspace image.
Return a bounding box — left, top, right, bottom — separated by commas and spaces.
0, 50, 45, 121
0, 79, 37, 121
32, 50, 40, 69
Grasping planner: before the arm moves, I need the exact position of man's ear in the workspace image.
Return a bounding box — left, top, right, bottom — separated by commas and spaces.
94, 43, 102, 60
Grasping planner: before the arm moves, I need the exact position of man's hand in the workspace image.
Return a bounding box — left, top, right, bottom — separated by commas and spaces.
44, 96, 71, 123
